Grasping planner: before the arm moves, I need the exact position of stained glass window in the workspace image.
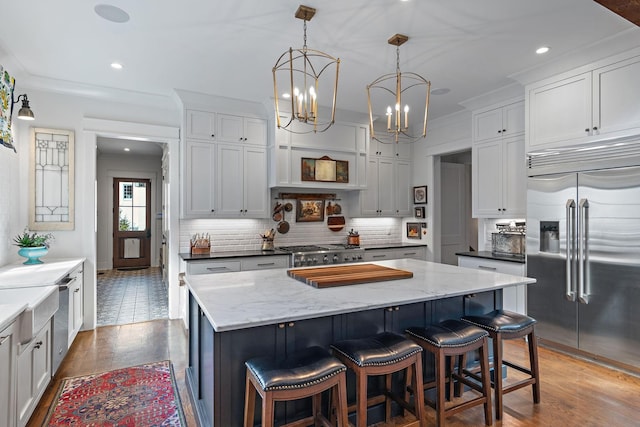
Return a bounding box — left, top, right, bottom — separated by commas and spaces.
29, 128, 74, 230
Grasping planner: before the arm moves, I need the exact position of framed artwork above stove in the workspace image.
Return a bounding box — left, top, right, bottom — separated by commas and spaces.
296, 199, 325, 222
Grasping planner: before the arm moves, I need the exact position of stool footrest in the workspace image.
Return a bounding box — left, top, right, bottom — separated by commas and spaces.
503, 360, 532, 375
503, 378, 537, 394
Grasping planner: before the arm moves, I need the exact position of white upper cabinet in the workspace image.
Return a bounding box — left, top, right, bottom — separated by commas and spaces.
183, 140, 216, 218
216, 144, 268, 218
270, 120, 369, 189
473, 101, 524, 144
217, 114, 267, 145
186, 109, 217, 141
472, 137, 526, 218
527, 52, 640, 152
352, 157, 411, 217
472, 98, 526, 218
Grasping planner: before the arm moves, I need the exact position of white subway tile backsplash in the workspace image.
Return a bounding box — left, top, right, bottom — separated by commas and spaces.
179, 216, 403, 252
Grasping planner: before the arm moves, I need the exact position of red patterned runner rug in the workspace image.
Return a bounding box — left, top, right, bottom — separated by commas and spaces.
43, 360, 186, 426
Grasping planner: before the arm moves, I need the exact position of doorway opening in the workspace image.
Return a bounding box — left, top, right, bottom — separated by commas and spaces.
439, 150, 477, 265
96, 137, 168, 326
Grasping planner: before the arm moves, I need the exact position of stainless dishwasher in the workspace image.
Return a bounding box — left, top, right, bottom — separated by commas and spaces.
52, 273, 74, 373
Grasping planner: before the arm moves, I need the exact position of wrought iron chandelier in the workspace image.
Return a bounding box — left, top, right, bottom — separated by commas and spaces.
273, 5, 340, 134
367, 34, 431, 144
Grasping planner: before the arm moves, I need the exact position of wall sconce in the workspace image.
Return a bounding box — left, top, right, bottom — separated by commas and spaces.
14, 94, 35, 120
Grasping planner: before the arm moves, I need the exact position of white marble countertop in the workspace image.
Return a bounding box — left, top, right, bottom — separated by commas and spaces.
186, 259, 536, 332
0, 302, 28, 332
0, 258, 85, 289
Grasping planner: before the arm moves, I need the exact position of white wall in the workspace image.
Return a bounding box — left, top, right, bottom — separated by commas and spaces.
96, 152, 163, 270
6, 87, 180, 331
0, 138, 20, 265
412, 110, 473, 262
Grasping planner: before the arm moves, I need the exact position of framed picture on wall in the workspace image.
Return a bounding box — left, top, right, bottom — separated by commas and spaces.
414, 206, 425, 218
413, 185, 427, 204
406, 222, 421, 239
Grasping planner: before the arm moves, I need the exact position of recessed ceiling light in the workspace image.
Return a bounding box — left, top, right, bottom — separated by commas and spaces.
124, 148, 130, 152
111, 62, 123, 70
95, 4, 130, 23
431, 88, 450, 96
536, 46, 550, 55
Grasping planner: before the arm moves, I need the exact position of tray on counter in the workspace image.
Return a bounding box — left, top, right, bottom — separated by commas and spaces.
287, 263, 413, 288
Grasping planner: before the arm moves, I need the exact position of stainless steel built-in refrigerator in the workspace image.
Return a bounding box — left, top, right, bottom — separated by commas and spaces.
527, 157, 640, 370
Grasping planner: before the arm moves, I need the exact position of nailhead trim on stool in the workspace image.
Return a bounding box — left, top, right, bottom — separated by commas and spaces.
462, 309, 541, 421
330, 332, 427, 427
406, 319, 493, 427
243, 346, 349, 427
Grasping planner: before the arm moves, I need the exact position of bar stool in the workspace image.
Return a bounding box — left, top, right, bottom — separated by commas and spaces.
330, 331, 426, 427
243, 346, 349, 427
406, 319, 493, 427
462, 309, 541, 420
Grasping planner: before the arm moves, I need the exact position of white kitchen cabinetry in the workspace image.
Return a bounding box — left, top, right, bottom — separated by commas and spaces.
364, 246, 427, 262
472, 137, 526, 218
457, 256, 526, 314
0, 321, 17, 427
182, 109, 269, 219
270, 120, 368, 190
217, 114, 267, 145
527, 53, 640, 151
187, 255, 289, 275
370, 139, 411, 160
184, 140, 217, 218
17, 321, 51, 427
355, 157, 411, 217
68, 264, 84, 346
216, 144, 268, 218
186, 109, 217, 141
473, 101, 524, 144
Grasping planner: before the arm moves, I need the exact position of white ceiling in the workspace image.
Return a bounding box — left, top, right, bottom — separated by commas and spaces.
1, 1, 638, 121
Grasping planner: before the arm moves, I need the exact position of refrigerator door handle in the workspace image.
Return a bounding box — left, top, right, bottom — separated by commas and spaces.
566, 199, 576, 301
578, 198, 590, 304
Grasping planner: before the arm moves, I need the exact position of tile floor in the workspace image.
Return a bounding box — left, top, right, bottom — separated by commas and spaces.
97, 267, 168, 326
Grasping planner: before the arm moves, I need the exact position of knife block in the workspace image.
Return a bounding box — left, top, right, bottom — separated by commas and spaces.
191, 243, 211, 254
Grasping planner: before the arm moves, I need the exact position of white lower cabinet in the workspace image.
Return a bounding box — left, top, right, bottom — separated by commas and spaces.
187, 255, 289, 275
457, 256, 526, 314
68, 265, 84, 346
17, 321, 51, 427
363, 246, 427, 262
1, 321, 17, 427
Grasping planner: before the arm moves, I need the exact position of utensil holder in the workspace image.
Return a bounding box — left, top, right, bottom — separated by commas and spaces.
262, 239, 275, 251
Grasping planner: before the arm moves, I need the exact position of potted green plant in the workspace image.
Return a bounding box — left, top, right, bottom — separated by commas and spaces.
13, 228, 54, 264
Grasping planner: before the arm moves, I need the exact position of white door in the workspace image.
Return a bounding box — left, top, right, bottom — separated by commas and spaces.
441, 163, 467, 265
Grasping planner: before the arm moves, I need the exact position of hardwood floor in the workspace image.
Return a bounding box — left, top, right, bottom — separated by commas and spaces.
28, 320, 640, 427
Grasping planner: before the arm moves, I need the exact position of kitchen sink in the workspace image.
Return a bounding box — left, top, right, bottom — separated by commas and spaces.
0, 286, 59, 344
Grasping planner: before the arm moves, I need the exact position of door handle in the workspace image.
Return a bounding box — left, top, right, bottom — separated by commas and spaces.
565, 199, 576, 301
578, 198, 590, 304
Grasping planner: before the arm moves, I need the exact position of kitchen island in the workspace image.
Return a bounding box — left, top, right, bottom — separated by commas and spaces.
185, 258, 535, 426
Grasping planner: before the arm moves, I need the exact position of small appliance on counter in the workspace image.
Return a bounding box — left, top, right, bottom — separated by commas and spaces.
491, 222, 525, 255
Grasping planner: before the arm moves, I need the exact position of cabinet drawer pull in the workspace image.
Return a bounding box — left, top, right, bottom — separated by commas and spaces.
206, 266, 228, 271
372, 255, 386, 259
257, 262, 275, 267
478, 266, 497, 271
0, 336, 9, 345
403, 252, 417, 256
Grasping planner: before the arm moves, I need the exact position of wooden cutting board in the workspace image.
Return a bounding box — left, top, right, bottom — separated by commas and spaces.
287, 263, 413, 288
